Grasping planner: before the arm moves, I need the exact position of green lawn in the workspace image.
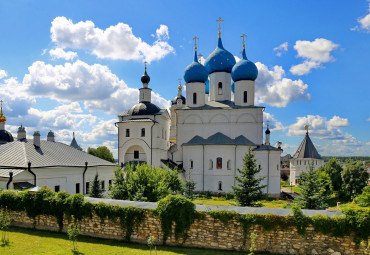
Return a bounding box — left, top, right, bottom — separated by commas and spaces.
1, 227, 286, 255
193, 196, 293, 208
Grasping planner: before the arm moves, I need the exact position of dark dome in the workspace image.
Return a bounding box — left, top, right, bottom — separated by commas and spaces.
265, 128, 270, 135
141, 71, 150, 84
171, 95, 186, 105
0, 130, 14, 144
127, 102, 161, 116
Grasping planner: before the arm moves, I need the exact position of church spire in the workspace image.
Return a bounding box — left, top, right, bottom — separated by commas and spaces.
0, 100, 6, 131
178, 78, 183, 96
139, 63, 152, 103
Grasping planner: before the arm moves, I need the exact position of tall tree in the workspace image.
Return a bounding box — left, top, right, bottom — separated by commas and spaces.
231, 148, 267, 207
87, 146, 115, 163
341, 160, 368, 200
88, 172, 105, 198
295, 162, 330, 209
324, 158, 343, 192
183, 169, 196, 200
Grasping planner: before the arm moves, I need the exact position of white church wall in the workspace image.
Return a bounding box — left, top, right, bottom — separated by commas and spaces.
209, 72, 232, 102
234, 80, 255, 106
289, 158, 325, 185
185, 82, 206, 107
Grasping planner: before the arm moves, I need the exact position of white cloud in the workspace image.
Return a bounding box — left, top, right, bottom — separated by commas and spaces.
273, 42, 288, 56
263, 112, 286, 131
368, 117, 370, 121
290, 38, 339, 75
0, 69, 7, 80
255, 62, 311, 107
50, 16, 175, 63
352, 2, 370, 32
49, 48, 78, 61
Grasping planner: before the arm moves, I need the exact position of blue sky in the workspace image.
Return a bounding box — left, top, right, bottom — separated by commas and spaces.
0, 0, 369, 157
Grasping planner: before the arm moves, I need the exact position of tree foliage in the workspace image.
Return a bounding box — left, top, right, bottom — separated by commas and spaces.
295, 162, 330, 209
354, 186, 370, 207
324, 158, 343, 192
87, 146, 115, 163
88, 172, 105, 198
232, 148, 267, 207
341, 161, 368, 200
110, 164, 182, 202
183, 170, 196, 200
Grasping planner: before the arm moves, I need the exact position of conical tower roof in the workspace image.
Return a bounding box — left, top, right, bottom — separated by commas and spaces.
293, 132, 322, 159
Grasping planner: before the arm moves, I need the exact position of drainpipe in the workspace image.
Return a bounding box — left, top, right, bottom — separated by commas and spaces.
202, 145, 205, 192
28, 161, 36, 186
267, 150, 270, 194
6, 171, 13, 190
150, 116, 156, 166
82, 162, 88, 194
234, 145, 237, 186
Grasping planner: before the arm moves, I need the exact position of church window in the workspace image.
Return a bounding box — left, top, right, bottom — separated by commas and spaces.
227, 160, 231, 170
316, 160, 317, 165
277, 164, 279, 171
193, 93, 197, 104
54, 185, 60, 192
258, 164, 261, 169
126, 129, 130, 137
218, 181, 222, 191
209, 160, 213, 170
217, 157, 222, 169
218, 82, 223, 95
86, 182, 90, 193
108, 180, 112, 190
190, 160, 193, 169
134, 150, 139, 159
243, 91, 248, 103
141, 128, 145, 137
76, 183, 80, 194
101, 180, 105, 190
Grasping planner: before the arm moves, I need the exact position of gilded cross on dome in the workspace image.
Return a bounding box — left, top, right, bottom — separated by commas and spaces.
144, 61, 148, 71
305, 125, 309, 134
0, 99, 6, 123
241, 33, 247, 49
193, 36, 199, 51
178, 78, 182, 90
216, 17, 224, 38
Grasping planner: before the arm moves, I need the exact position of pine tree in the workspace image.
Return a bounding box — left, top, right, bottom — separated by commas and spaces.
88, 172, 105, 198
295, 161, 330, 209
232, 148, 267, 207
183, 169, 196, 200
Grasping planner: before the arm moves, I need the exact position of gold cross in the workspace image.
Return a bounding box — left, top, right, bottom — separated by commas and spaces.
198, 53, 203, 64
305, 125, 309, 133
216, 17, 224, 38
193, 36, 199, 51
144, 61, 148, 71
241, 34, 247, 49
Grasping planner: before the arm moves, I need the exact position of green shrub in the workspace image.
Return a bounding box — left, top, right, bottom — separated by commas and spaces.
208, 210, 237, 225
354, 186, 370, 207
156, 195, 197, 244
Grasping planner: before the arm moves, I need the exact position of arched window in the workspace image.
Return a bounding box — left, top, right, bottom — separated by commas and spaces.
209, 160, 213, 170
227, 160, 231, 170
141, 128, 145, 137
190, 160, 193, 169
277, 164, 279, 171
218, 181, 222, 191
126, 129, 130, 137
243, 91, 248, 103
258, 164, 261, 169
217, 157, 222, 169
218, 82, 223, 95
193, 92, 197, 104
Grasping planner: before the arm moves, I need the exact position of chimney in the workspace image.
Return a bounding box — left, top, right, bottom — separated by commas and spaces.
47, 130, 55, 142
17, 125, 26, 140
33, 131, 40, 147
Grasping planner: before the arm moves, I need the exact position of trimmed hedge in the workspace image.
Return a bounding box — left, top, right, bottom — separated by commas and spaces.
0, 189, 369, 245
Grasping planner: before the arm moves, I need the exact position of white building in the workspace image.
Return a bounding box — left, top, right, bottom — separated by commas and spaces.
289, 126, 325, 185
0, 106, 116, 194
117, 24, 282, 196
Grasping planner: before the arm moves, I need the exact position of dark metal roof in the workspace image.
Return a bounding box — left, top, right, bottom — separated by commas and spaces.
13, 182, 35, 190
0, 130, 14, 144
293, 133, 322, 159
171, 95, 186, 105
161, 159, 185, 172
183, 132, 255, 146
252, 144, 282, 151
70, 137, 81, 150
123, 102, 161, 116
0, 139, 116, 169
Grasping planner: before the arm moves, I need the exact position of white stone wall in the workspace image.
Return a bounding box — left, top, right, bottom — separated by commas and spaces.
209, 72, 232, 102
234, 80, 255, 106
289, 158, 325, 185
139, 88, 152, 102
185, 82, 206, 107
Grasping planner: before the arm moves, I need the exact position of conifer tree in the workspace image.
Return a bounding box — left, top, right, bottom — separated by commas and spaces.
295, 161, 330, 209
88, 172, 105, 198
232, 148, 267, 207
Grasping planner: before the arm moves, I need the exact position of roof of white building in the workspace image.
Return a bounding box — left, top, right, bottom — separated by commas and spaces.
183, 132, 255, 146
0, 139, 116, 169
293, 132, 322, 159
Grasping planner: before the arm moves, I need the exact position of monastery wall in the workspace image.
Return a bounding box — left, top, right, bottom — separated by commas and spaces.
8, 209, 367, 255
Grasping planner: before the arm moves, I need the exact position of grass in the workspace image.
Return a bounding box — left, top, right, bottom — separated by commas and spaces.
193, 196, 293, 208
1, 227, 286, 255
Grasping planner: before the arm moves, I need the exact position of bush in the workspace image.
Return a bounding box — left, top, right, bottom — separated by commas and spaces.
354, 186, 370, 207
110, 164, 182, 202
155, 195, 197, 244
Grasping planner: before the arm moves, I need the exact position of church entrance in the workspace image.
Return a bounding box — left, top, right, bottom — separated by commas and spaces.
124, 145, 147, 164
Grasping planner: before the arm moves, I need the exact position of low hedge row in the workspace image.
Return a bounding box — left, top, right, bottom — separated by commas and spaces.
0, 188, 369, 245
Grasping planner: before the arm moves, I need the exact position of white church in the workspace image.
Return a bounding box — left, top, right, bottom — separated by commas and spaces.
117, 22, 282, 196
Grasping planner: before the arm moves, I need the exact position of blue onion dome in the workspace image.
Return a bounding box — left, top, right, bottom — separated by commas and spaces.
183, 51, 208, 83
231, 49, 258, 81
141, 69, 150, 84
204, 38, 236, 74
